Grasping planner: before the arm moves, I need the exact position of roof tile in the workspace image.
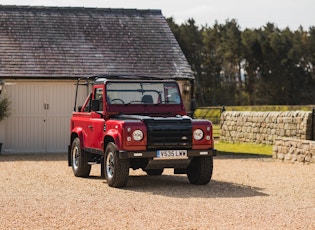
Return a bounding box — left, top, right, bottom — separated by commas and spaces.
0, 5, 193, 79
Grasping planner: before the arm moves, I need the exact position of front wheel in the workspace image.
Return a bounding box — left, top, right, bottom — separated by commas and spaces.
104, 142, 129, 188
71, 137, 91, 177
187, 156, 213, 185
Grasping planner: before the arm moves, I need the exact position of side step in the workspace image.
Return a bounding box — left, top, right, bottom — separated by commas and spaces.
87, 157, 105, 178
88, 156, 104, 165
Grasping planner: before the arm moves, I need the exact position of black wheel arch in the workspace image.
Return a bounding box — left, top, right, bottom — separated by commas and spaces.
68, 133, 79, 166
104, 135, 115, 151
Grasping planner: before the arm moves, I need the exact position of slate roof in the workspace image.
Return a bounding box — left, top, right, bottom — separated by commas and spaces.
0, 5, 194, 79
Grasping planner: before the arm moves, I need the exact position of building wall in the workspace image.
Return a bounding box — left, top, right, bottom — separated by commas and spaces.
177, 80, 192, 113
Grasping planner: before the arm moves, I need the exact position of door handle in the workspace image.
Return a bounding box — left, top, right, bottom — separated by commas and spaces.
88, 125, 94, 129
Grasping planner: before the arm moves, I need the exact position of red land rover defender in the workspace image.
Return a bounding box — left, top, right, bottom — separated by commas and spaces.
68, 75, 216, 188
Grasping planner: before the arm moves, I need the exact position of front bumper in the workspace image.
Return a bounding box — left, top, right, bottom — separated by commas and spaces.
118, 148, 216, 159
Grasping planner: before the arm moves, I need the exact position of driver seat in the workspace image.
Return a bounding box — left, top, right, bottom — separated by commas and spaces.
141, 95, 153, 104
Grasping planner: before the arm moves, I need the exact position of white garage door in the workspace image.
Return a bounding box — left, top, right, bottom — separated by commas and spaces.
4, 80, 87, 153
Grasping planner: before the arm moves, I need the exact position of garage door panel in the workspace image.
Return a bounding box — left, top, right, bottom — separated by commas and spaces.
10, 83, 44, 115
3, 80, 87, 153
5, 115, 46, 153
45, 82, 85, 152
5, 82, 46, 153
46, 116, 70, 152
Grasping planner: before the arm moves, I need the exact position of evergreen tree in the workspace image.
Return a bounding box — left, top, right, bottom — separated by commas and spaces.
167, 18, 315, 106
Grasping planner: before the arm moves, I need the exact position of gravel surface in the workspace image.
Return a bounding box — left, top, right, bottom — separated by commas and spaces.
0, 153, 314, 230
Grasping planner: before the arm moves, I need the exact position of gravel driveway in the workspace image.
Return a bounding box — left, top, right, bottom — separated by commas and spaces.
0, 153, 314, 229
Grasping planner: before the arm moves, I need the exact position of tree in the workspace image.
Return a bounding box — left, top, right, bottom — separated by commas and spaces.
202, 22, 224, 105
167, 18, 315, 106
167, 18, 205, 105
219, 19, 243, 105
241, 28, 263, 104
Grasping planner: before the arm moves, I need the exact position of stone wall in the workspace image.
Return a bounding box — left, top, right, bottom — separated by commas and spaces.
273, 138, 315, 163
220, 111, 312, 145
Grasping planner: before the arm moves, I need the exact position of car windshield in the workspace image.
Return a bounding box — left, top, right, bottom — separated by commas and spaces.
106, 82, 181, 105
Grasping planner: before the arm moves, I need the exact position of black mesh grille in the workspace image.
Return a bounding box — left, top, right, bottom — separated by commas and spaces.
145, 118, 192, 149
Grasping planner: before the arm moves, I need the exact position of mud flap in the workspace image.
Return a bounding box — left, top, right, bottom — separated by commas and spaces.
68, 145, 72, 166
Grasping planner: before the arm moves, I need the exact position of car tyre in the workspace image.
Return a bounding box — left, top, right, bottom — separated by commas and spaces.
71, 137, 91, 177
187, 156, 213, 185
104, 142, 129, 188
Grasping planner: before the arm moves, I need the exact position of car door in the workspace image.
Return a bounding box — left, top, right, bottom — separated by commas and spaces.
86, 87, 105, 150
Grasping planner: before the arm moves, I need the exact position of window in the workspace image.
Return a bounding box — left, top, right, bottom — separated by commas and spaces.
95, 88, 103, 111
106, 82, 182, 105
83, 93, 92, 112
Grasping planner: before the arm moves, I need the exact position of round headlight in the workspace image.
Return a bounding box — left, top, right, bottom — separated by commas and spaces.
132, 130, 143, 141
193, 129, 204, 141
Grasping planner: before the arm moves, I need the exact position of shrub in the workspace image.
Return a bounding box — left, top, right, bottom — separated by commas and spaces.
0, 96, 11, 121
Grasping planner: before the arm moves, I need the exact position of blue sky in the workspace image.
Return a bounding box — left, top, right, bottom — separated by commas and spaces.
0, 0, 314, 30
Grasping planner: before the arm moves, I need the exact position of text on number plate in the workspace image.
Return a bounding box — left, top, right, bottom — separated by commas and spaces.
156, 150, 188, 159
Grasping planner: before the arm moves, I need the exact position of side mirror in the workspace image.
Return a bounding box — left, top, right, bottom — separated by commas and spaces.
91, 99, 100, 111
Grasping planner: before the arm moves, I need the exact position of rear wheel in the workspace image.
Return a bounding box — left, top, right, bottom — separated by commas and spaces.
145, 169, 164, 176
71, 137, 91, 177
104, 142, 129, 188
187, 156, 213, 185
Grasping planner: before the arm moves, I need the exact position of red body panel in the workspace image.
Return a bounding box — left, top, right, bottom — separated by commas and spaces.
70, 79, 214, 153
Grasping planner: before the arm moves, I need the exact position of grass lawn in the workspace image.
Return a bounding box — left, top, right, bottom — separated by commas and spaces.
212, 124, 220, 138
215, 141, 273, 156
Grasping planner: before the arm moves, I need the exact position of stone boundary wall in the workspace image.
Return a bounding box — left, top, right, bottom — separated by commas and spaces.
273, 138, 315, 163
220, 111, 312, 145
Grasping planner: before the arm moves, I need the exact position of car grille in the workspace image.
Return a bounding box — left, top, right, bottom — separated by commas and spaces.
145, 117, 192, 150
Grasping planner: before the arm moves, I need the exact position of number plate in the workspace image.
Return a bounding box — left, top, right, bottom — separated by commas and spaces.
156, 150, 188, 159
